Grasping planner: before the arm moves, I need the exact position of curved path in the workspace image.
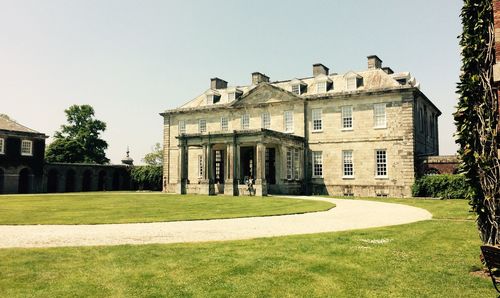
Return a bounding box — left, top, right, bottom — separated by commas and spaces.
0, 196, 432, 248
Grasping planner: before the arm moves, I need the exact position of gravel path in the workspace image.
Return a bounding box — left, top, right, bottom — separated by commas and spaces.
0, 196, 432, 249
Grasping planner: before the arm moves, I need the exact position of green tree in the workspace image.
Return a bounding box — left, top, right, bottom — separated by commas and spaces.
142, 143, 163, 166
455, 0, 500, 245
46, 105, 109, 164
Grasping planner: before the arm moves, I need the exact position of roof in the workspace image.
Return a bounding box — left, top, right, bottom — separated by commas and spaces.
0, 116, 46, 137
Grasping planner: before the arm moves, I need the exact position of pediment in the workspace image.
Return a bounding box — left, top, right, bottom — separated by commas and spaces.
230, 83, 302, 107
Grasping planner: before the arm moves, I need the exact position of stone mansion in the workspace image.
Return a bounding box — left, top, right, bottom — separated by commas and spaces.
161, 55, 440, 197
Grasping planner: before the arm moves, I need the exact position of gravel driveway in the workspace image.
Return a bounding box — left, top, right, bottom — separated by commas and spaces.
0, 196, 432, 248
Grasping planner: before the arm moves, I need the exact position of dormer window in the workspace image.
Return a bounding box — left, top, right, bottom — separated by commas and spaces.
317, 81, 326, 93
226, 88, 243, 102
346, 74, 363, 90
206, 94, 221, 105
290, 79, 307, 95
0, 138, 4, 154
292, 84, 301, 95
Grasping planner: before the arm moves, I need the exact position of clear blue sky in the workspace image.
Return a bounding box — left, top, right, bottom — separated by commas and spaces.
0, 0, 462, 164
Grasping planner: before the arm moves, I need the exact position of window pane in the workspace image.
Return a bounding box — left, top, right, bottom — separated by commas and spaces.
343, 150, 353, 177
199, 120, 206, 133
261, 112, 270, 129
374, 104, 386, 127
179, 120, 186, 134
342, 106, 353, 129
291, 84, 300, 95
312, 151, 323, 177
228, 92, 235, 101
21, 140, 32, 156
286, 149, 293, 180
198, 155, 203, 178
376, 150, 387, 176
312, 109, 322, 131
294, 148, 300, 179
0, 138, 4, 154
346, 77, 356, 90
284, 111, 294, 132
241, 114, 249, 129
221, 117, 228, 131
317, 82, 326, 93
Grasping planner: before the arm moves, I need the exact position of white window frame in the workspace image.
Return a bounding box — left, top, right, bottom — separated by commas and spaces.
312, 151, 323, 178
0, 138, 4, 154
284, 110, 294, 133
316, 81, 327, 93
342, 150, 354, 178
206, 95, 214, 105
199, 119, 207, 133
241, 113, 250, 130
341, 106, 353, 130
228, 92, 236, 101
312, 109, 323, 132
291, 84, 301, 95
294, 148, 300, 180
179, 120, 186, 134
261, 112, 270, 129
21, 140, 33, 156
198, 154, 203, 178
375, 149, 388, 178
346, 77, 357, 90
220, 117, 228, 131
286, 148, 293, 180
373, 103, 387, 128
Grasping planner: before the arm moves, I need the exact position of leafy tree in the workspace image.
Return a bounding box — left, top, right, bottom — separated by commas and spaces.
46, 105, 109, 164
142, 143, 163, 166
131, 166, 162, 190
455, 0, 500, 245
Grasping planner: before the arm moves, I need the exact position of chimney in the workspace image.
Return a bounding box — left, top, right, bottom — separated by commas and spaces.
210, 77, 228, 89
313, 63, 329, 76
367, 55, 383, 70
252, 72, 270, 85
382, 67, 394, 74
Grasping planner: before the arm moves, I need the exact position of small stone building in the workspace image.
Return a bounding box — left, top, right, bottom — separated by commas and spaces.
161, 56, 441, 197
0, 115, 131, 194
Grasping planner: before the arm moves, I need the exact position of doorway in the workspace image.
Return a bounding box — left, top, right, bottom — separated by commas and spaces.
240, 146, 255, 183
265, 148, 276, 184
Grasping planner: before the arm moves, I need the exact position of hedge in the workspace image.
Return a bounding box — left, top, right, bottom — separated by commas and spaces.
412, 174, 474, 199
131, 165, 162, 191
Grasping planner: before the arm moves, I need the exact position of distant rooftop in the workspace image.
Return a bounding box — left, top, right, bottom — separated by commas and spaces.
0, 115, 46, 137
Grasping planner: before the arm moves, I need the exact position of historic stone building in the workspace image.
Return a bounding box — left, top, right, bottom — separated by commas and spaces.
161, 56, 440, 197
0, 115, 131, 194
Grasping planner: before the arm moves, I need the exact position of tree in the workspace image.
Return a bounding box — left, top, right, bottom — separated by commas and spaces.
46, 105, 109, 164
455, 0, 500, 245
142, 143, 163, 166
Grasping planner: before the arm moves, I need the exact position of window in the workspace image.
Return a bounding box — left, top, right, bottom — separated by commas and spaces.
21, 140, 32, 156
199, 119, 207, 133
179, 120, 186, 134
221, 117, 228, 131
341, 106, 353, 129
342, 150, 354, 177
312, 151, 323, 178
284, 111, 294, 133
346, 77, 357, 90
291, 84, 301, 95
375, 150, 387, 177
206, 94, 220, 104
261, 112, 270, 129
228, 92, 236, 101
419, 108, 424, 132
198, 155, 203, 178
317, 81, 326, 93
0, 138, 4, 154
294, 148, 300, 180
312, 109, 322, 131
286, 149, 293, 180
373, 103, 386, 128
241, 113, 250, 129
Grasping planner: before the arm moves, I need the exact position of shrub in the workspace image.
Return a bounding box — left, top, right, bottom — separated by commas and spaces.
131, 165, 162, 191
412, 174, 475, 199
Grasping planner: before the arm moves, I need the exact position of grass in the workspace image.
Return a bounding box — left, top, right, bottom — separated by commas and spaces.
0, 192, 334, 225
0, 197, 493, 297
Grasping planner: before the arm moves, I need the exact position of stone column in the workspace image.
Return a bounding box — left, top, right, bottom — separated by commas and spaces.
177, 141, 188, 194
255, 142, 267, 196
233, 142, 240, 196
224, 143, 234, 196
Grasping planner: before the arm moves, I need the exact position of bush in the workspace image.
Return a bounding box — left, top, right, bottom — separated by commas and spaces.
131, 165, 163, 191
412, 174, 474, 199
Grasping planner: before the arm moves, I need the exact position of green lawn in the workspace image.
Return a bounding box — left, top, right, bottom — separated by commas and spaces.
0, 197, 493, 297
0, 193, 334, 225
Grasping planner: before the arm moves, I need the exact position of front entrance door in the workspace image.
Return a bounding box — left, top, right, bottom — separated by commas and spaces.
214, 150, 224, 194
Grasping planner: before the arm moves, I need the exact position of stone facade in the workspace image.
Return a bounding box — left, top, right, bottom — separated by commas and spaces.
161, 56, 441, 197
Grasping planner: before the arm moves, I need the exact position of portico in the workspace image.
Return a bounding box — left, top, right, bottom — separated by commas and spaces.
176, 129, 305, 196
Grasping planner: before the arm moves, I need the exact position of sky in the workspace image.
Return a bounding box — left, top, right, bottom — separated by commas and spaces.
0, 0, 463, 164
